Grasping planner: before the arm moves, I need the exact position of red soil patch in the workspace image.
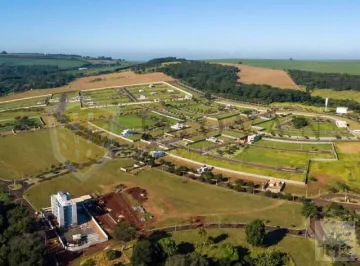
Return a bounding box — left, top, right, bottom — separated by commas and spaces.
126, 187, 148, 202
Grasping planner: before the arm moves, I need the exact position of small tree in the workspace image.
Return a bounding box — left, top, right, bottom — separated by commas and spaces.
245, 220, 266, 247
301, 200, 318, 218
106, 249, 121, 260
113, 221, 137, 243
158, 237, 178, 257
220, 243, 239, 262
131, 240, 160, 266
255, 250, 285, 266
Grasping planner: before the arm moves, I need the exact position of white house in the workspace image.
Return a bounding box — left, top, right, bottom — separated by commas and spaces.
247, 134, 260, 144
139, 89, 144, 93
184, 94, 193, 100
206, 136, 218, 143
167, 89, 175, 93
121, 129, 135, 136
336, 107, 348, 114
170, 123, 185, 130
149, 84, 154, 88
150, 92, 157, 95
197, 165, 213, 174
138, 95, 147, 100
336, 120, 348, 128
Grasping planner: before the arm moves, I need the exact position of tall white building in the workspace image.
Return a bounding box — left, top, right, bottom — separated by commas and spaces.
51, 192, 91, 227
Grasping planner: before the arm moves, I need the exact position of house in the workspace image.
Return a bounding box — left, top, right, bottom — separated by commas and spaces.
139, 89, 144, 93
247, 134, 260, 144
150, 92, 157, 95
206, 136, 218, 143
167, 89, 175, 93
336, 107, 348, 114
78, 67, 87, 71
184, 94, 193, 100
121, 129, 135, 136
150, 151, 166, 159
197, 165, 213, 174
149, 84, 154, 88
138, 95, 147, 100
336, 120, 348, 128
265, 180, 285, 193
170, 123, 185, 130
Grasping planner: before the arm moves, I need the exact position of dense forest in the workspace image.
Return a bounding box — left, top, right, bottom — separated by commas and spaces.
0, 191, 46, 265
160, 61, 360, 111
131, 57, 187, 73
288, 69, 360, 91
0, 65, 78, 95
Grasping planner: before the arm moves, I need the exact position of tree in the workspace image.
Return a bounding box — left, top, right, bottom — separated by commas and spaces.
165, 252, 210, 266
113, 221, 137, 242
301, 200, 318, 218
131, 240, 160, 266
220, 243, 239, 262
292, 116, 308, 129
245, 220, 266, 247
106, 249, 121, 260
1, 51, 7, 54
158, 237, 178, 257
255, 250, 285, 266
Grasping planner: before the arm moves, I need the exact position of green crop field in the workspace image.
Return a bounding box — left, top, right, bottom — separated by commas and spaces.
0, 55, 86, 69
206, 59, 360, 75
171, 148, 304, 181
0, 128, 105, 180
24, 161, 305, 228
172, 229, 330, 266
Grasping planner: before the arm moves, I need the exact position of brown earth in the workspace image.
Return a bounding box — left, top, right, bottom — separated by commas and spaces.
336, 142, 360, 154
220, 63, 300, 90
0, 71, 174, 102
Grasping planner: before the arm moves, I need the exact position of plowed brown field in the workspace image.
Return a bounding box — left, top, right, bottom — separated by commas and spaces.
0, 71, 174, 102
220, 63, 300, 90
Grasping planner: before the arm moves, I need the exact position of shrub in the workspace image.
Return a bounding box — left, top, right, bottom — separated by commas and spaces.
81, 259, 96, 266
106, 249, 121, 260
309, 176, 318, 182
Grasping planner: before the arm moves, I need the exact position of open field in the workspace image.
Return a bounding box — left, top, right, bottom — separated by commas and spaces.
0, 71, 174, 102
189, 139, 221, 150
0, 55, 86, 69
0, 95, 49, 110
172, 229, 330, 266
171, 148, 304, 181
207, 59, 360, 75
255, 139, 333, 151
220, 63, 300, 90
0, 128, 105, 180
312, 89, 360, 103
25, 161, 305, 228
309, 142, 360, 191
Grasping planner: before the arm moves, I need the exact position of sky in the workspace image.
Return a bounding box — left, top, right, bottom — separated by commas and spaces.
1, 0, 359, 60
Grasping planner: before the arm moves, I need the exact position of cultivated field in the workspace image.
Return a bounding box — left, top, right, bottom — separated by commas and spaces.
208, 59, 360, 75
24, 161, 305, 228
220, 63, 300, 90
0, 128, 105, 180
0, 71, 174, 102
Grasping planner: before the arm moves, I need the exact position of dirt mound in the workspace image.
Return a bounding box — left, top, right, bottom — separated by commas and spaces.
127, 187, 148, 202
220, 63, 300, 90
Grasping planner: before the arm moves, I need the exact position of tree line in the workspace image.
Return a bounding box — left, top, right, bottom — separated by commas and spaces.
159, 61, 360, 111
288, 69, 360, 91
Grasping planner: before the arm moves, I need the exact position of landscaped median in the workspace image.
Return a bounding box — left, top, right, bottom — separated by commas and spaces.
169, 148, 306, 184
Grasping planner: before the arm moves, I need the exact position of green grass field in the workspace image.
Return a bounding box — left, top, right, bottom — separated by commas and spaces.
0, 128, 105, 180
24, 161, 305, 228
189, 139, 220, 150
206, 59, 360, 75
255, 139, 333, 151
115, 114, 155, 129
171, 148, 304, 181
0, 96, 49, 110
172, 229, 330, 266
312, 89, 360, 103
0, 55, 86, 69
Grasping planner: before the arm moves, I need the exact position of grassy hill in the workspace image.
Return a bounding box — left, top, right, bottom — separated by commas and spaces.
206, 59, 360, 75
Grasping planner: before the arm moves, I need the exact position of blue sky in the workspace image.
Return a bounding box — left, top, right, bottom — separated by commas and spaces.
1, 0, 359, 60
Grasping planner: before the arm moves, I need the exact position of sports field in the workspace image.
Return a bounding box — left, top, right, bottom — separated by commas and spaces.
172, 229, 330, 266
0, 128, 105, 180
24, 161, 305, 228
207, 59, 360, 75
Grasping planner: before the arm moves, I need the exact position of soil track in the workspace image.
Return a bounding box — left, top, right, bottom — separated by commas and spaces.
0, 71, 174, 102
219, 63, 300, 90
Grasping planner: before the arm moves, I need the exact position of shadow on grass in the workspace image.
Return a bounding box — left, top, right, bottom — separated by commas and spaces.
264, 228, 288, 247
177, 242, 195, 254
212, 233, 229, 244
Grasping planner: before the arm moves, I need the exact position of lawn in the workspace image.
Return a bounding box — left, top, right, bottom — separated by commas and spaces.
24, 161, 305, 228
312, 89, 360, 103
0, 128, 105, 180
206, 59, 360, 75
171, 148, 304, 181
235, 146, 334, 169
0, 96, 49, 110
115, 114, 155, 129
255, 139, 333, 152
189, 140, 220, 150
171, 229, 331, 266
